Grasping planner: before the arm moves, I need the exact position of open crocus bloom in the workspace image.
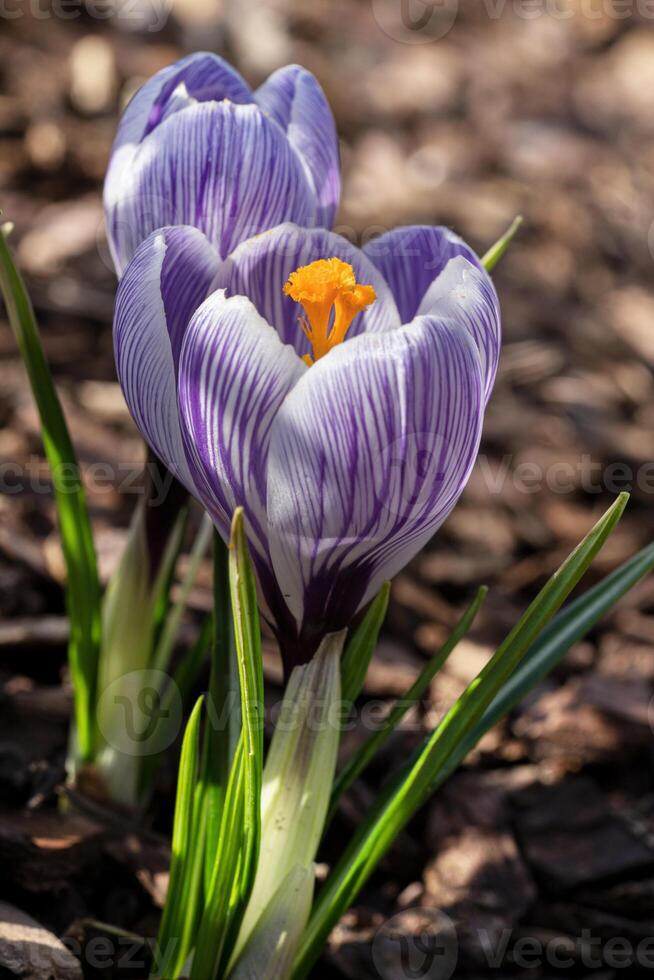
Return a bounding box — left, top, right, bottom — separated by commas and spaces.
114, 222, 500, 671
104, 53, 340, 276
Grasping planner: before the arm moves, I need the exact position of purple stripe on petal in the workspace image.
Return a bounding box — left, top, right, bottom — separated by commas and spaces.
113, 226, 219, 486
104, 55, 253, 273
111, 52, 252, 152
220, 223, 400, 359
363, 225, 483, 323
143, 53, 252, 138
266, 316, 484, 637
417, 256, 501, 404
255, 66, 341, 228
177, 290, 306, 565
106, 103, 318, 274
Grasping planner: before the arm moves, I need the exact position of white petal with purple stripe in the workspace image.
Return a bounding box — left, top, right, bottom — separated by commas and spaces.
113, 226, 219, 486
418, 256, 501, 403
108, 52, 252, 154
363, 225, 483, 323
265, 316, 484, 631
106, 102, 318, 274
177, 291, 306, 562
255, 66, 340, 228
104, 53, 253, 273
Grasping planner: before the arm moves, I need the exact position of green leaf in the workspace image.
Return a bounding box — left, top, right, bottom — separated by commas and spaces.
0, 227, 101, 760
231, 631, 343, 967
292, 493, 628, 979
191, 735, 247, 980
437, 537, 654, 785
340, 583, 390, 705
482, 215, 523, 272
191, 510, 264, 978
152, 696, 205, 979
327, 586, 487, 824
227, 509, 264, 898
228, 865, 314, 980
202, 531, 240, 892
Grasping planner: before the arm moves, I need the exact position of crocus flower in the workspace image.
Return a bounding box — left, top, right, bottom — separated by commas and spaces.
114, 222, 500, 671
104, 53, 340, 276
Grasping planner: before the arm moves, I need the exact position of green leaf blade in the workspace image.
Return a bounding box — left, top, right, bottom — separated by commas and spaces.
328, 585, 487, 823
190, 510, 264, 978
292, 493, 629, 979
482, 215, 523, 271
445, 536, 654, 780
152, 696, 205, 979
0, 228, 101, 759
341, 583, 390, 705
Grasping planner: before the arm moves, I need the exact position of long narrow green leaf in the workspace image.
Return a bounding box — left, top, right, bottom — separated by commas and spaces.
482, 215, 523, 271
152, 696, 204, 978
0, 227, 101, 760
437, 537, 654, 785
202, 531, 240, 891
191, 510, 264, 978
292, 493, 628, 979
341, 583, 391, 705
191, 737, 247, 980
229, 865, 314, 980
232, 632, 343, 967
227, 509, 264, 901
327, 585, 487, 823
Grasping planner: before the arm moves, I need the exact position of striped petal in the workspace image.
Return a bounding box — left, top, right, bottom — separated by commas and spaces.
109, 52, 252, 152
255, 66, 340, 228
113, 226, 220, 486
417, 256, 501, 403
106, 102, 318, 275
220, 224, 401, 359
266, 317, 484, 637
363, 225, 483, 322
104, 53, 253, 272
177, 290, 306, 568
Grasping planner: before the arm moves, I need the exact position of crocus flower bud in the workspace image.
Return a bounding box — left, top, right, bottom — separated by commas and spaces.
104, 53, 340, 276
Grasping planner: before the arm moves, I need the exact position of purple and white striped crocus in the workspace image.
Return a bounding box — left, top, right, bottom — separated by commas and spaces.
104, 53, 340, 277
113, 222, 500, 672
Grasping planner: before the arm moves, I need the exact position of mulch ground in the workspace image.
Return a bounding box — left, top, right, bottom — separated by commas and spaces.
1, 3, 654, 977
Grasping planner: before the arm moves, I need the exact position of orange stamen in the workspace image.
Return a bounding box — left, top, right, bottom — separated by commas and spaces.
283, 257, 376, 364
